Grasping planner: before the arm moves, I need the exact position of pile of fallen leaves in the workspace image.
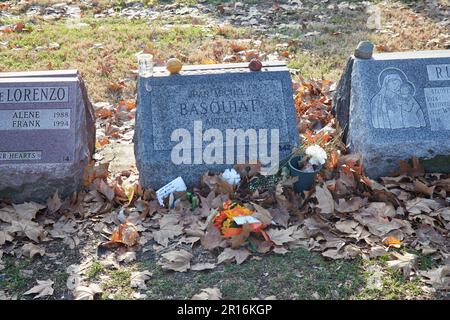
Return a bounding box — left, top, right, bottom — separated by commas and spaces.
1, 78, 449, 300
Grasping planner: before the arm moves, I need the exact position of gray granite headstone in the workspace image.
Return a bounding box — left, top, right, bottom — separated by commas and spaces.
134, 61, 299, 189
345, 50, 450, 178
0, 72, 96, 202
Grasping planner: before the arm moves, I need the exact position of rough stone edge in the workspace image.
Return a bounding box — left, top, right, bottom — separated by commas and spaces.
332, 56, 354, 143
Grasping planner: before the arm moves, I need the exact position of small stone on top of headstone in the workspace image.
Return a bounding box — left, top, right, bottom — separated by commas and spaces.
0, 70, 96, 202
354, 40, 374, 59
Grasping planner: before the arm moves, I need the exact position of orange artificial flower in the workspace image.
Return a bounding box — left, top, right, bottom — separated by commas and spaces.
213, 200, 268, 238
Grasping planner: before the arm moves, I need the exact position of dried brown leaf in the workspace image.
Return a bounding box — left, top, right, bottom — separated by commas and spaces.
202, 173, 234, 195
192, 287, 222, 300
406, 198, 443, 214
251, 203, 273, 225
47, 192, 62, 213
256, 240, 273, 253
0, 231, 13, 245
234, 163, 261, 178
420, 266, 450, 290
387, 252, 417, 278
265, 227, 295, 246
231, 223, 253, 248
201, 223, 225, 250
153, 214, 183, 247
335, 220, 359, 234
191, 263, 217, 271
269, 205, 290, 228
217, 248, 251, 265
322, 248, 347, 260
49, 218, 77, 238
315, 185, 335, 214
369, 245, 388, 258
95, 179, 115, 201
335, 197, 367, 213
21, 243, 45, 258
110, 221, 139, 247
159, 249, 193, 272
7, 219, 45, 242
413, 180, 435, 197
0, 206, 16, 223
273, 247, 289, 255
130, 271, 152, 290
23, 279, 54, 299
74, 284, 102, 300
13, 202, 45, 220
117, 251, 137, 263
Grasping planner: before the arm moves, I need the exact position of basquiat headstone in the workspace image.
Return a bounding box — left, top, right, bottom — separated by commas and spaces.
134, 62, 299, 189
334, 49, 450, 178
0, 70, 95, 202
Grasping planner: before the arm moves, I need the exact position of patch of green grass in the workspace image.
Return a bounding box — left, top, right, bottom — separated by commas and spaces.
314, 38, 327, 47
417, 255, 437, 271
330, 15, 346, 25
87, 261, 104, 279
0, 257, 33, 296
288, 53, 340, 79
355, 257, 426, 300
356, 269, 424, 300
52, 269, 70, 299
404, 249, 440, 271
141, 248, 365, 300
138, 247, 435, 300
102, 268, 134, 300
0, 17, 251, 101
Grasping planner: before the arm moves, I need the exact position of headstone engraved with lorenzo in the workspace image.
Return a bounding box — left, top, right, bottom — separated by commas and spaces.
0, 71, 95, 202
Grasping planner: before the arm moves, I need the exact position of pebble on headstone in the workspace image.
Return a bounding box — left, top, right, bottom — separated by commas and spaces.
134, 61, 299, 189
354, 41, 374, 60
344, 50, 450, 178
0, 70, 95, 202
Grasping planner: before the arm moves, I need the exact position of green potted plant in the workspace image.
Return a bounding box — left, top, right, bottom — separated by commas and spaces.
288, 144, 327, 193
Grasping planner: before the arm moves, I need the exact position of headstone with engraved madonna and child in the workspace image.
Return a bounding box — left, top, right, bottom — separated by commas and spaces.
334, 49, 450, 178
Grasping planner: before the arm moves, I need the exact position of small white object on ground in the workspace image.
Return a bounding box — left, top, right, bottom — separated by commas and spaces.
156, 177, 187, 206
221, 168, 241, 185
233, 216, 261, 225
117, 209, 126, 223
305, 144, 327, 166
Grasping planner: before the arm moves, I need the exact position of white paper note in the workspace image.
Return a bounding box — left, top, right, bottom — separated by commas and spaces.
156, 177, 187, 206
233, 216, 261, 225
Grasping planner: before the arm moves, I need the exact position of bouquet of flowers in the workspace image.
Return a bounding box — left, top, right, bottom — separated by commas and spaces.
213, 200, 268, 238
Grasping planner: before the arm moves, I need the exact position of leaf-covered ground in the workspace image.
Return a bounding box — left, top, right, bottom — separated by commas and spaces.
1, 0, 449, 300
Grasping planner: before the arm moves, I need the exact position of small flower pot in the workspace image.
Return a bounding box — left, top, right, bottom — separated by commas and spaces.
288, 155, 321, 193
